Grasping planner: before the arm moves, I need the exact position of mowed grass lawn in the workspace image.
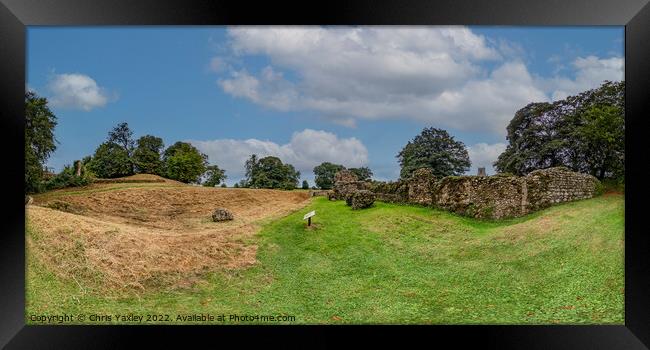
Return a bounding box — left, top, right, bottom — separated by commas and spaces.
27, 194, 624, 324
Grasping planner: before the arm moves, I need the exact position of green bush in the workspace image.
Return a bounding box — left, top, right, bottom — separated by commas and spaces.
45, 164, 93, 191
600, 178, 624, 193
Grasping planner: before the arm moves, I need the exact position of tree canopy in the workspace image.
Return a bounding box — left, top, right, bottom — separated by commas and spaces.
313, 162, 345, 189
133, 135, 164, 175
108, 122, 135, 153
162, 142, 209, 183
397, 127, 470, 179
245, 155, 300, 189
203, 164, 227, 187
87, 142, 133, 178
494, 81, 624, 179
25, 91, 58, 193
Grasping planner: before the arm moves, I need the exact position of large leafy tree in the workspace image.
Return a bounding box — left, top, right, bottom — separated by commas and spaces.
108, 122, 135, 153
302, 180, 309, 189
87, 142, 132, 178
348, 167, 373, 181
246, 155, 300, 189
133, 135, 164, 174
494, 81, 624, 179
244, 154, 259, 184
25, 91, 58, 193
162, 142, 209, 183
86, 122, 137, 178
572, 104, 624, 179
203, 165, 227, 187
493, 102, 558, 175
397, 127, 470, 179
313, 162, 345, 189
108, 122, 136, 173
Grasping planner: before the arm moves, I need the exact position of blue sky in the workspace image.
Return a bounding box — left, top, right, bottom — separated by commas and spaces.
27, 26, 624, 185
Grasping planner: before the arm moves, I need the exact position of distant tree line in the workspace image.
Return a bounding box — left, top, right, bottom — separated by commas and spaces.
24, 91, 229, 193
234, 154, 301, 190
83, 122, 227, 186
25, 81, 624, 194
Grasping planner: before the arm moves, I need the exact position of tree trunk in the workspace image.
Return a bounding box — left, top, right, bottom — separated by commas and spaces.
74, 160, 82, 176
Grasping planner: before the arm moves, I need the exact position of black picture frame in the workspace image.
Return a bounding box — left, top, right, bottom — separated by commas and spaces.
1, 0, 649, 348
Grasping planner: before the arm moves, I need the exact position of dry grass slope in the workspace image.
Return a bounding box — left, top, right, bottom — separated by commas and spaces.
27, 180, 310, 294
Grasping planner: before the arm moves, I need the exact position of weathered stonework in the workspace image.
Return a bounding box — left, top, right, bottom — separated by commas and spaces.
368, 180, 409, 203
433, 175, 527, 219
407, 168, 437, 205
332, 170, 369, 200
334, 169, 358, 183
336, 166, 600, 220
346, 190, 376, 209
212, 208, 234, 222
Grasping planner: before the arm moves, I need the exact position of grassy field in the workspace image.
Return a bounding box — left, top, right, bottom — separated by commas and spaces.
26, 192, 624, 325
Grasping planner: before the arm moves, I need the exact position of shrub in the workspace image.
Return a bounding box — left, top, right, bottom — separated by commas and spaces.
45, 164, 93, 191
598, 178, 624, 194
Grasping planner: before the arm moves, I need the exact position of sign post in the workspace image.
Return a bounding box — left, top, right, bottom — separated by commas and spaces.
303, 210, 315, 226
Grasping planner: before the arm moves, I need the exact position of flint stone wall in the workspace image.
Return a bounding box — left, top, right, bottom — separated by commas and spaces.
524, 167, 601, 210
333, 170, 369, 200
343, 166, 600, 220
407, 168, 437, 205
346, 190, 376, 209
434, 175, 527, 219
368, 180, 409, 203
433, 167, 600, 219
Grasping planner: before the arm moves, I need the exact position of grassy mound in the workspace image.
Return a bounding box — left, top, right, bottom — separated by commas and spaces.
26, 183, 311, 294
92, 174, 180, 184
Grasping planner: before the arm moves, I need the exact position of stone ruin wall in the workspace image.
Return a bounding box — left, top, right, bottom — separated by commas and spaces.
525, 167, 601, 209
407, 168, 437, 205
368, 181, 409, 203
433, 175, 528, 219
332, 170, 369, 200
339, 166, 600, 220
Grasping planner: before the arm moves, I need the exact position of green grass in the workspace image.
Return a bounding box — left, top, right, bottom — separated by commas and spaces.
26, 194, 624, 325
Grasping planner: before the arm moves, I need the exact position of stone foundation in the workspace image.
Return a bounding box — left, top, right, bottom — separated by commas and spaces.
338, 167, 600, 220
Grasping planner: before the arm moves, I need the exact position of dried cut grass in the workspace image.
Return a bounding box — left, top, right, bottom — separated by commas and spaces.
27, 185, 310, 295
93, 174, 182, 184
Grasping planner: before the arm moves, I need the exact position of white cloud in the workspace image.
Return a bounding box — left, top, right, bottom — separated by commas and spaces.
188, 129, 368, 181
47, 73, 110, 111
214, 27, 624, 136
466, 142, 507, 175
543, 56, 624, 100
